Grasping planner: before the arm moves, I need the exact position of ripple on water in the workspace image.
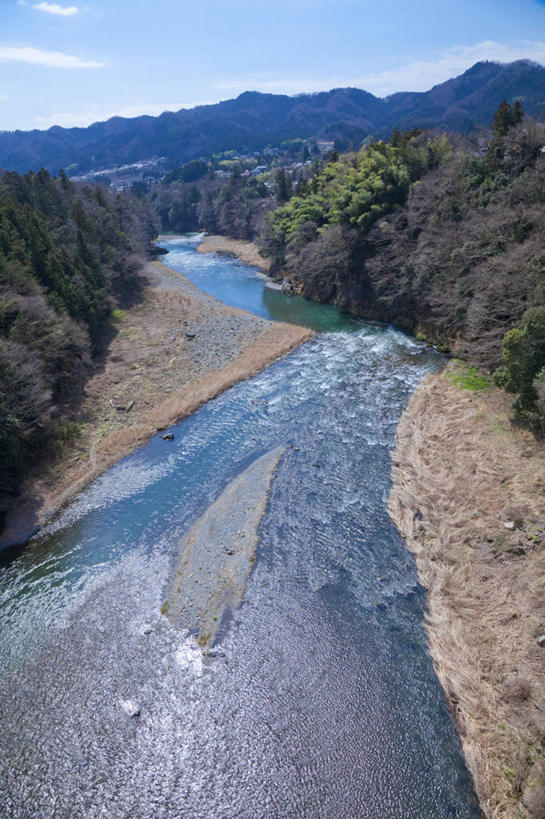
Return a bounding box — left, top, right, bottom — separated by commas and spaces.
0, 246, 480, 817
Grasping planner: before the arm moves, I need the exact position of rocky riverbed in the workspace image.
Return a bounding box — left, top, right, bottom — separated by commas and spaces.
0, 260, 312, 549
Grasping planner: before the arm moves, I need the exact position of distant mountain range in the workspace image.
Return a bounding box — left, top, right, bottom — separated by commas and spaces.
1, 59, 544, 175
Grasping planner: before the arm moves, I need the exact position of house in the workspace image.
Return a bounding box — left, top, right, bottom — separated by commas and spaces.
316, 140, 335, 154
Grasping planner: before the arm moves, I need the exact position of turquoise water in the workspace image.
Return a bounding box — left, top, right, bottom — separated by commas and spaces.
160, 233, 362, 332
0, 238, 481, 817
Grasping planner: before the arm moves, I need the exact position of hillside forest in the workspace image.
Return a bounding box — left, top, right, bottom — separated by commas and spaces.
2, 100, 545, 525
153, 102, 545, 432
0, 170, 157, 519
260, 102, 545, 431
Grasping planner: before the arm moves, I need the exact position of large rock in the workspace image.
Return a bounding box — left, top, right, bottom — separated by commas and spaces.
281, 277, 294, 295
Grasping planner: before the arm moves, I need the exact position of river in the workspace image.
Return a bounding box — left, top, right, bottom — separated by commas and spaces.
0, 236, 481, 817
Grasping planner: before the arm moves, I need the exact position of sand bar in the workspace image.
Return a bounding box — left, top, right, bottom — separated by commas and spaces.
0, 260, 313, 549
197, 234, 271, 271
165, 445, 284, 647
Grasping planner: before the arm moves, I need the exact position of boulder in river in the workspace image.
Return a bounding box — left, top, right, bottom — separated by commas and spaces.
120, 698, 140, 717
281, 277, 294, 295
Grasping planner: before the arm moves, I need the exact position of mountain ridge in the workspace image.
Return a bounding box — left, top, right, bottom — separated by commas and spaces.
1, 59, 544, 174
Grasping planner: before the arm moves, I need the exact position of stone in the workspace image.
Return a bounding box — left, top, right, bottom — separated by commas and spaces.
202, 647, 226, 658
186, 332, 196, 340
120, 698, 140, 717
140, 623, 153, 635
537, 635, 545, 647
161, 433, 175, 441
281, 277, 294, 295
504, 521, 516, 530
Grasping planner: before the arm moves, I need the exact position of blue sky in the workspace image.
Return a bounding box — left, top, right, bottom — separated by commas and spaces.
1, 0, 545, 131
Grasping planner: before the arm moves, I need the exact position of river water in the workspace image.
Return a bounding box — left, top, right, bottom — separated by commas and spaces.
0, 236, 481, 817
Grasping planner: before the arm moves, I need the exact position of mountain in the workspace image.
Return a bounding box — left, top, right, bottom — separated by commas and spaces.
1, 60, 544, 175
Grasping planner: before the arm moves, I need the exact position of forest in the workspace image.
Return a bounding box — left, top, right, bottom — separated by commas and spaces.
151, 104, 545, 431
3, 100, 545, 523
0, 169, 157, 518
258, 104, 545, 432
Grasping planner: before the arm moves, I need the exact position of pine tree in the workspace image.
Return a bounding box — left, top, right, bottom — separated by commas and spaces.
275, 168, 291, 203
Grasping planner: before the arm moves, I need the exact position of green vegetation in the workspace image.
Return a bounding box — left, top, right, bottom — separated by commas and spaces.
163, 159, 208, 185
153, 167, 273, 239
258, 103, 545, 433
0, 168, 157, 511
495, 306, 545, 431
445, 361, 490, 392
261, 132, 451, 271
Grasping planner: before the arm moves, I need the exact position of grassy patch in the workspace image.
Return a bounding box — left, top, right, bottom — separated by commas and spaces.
490, 415, 507, 437
446, 360, 491, 391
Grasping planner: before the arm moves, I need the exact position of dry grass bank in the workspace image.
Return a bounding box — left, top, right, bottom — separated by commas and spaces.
1, 261, 313, 547
197, 234, 271, 271
389, 360, 545, 818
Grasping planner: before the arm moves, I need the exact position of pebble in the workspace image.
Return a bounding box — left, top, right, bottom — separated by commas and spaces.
537, 635, 545, 647
504, 521, 515, 530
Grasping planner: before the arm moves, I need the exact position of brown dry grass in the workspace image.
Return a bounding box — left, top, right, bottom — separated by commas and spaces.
389, 360, 545, 818
197, 234, 271, 271
2, 261, 312, 544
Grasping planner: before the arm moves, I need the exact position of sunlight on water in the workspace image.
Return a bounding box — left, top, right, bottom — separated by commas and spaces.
0, 240, 481, 817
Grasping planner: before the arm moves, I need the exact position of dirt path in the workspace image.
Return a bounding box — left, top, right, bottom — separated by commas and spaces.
0, 261, 313, 549
389, 360, 545, 818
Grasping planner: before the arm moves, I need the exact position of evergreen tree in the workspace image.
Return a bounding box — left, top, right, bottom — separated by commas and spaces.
275, 168, 291, 203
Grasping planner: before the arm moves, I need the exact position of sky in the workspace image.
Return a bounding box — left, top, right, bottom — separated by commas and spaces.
1, 0, 545, 131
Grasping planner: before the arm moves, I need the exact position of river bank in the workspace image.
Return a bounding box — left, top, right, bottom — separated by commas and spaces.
0, 260, 313, 550
196, 234, 270, 271
389, 360, 545, 818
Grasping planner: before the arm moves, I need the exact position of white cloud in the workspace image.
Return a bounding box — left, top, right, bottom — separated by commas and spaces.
215, 40, 545, 98
35, 100, 215, 128
33, 3, 79, 15
355, 41, 545, 96
0, 45, 104, 68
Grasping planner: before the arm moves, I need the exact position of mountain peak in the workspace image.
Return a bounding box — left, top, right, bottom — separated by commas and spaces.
1, 60, 544, 174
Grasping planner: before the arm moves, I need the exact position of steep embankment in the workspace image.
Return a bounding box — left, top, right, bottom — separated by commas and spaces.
0, 261, 313, 548
276, 138, 545, 374
389, 361, 545, 819
266, 119, 545, 433
0, 168, 157, 532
